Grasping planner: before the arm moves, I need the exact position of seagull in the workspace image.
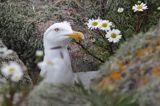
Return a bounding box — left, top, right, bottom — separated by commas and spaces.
39, 21, 98, 87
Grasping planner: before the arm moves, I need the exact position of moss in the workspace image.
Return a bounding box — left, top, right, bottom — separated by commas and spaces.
22, 83, 90, 106
96, 22, 160, 105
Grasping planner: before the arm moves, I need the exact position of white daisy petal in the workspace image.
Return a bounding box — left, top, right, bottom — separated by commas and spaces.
99, 20, 112, 31
105, 29, 122, 43
11, 70, 23, 82
87, 19, 101, 30
132, 2, 148, 12
1, 62, 23, 82
117, 7, 124, 13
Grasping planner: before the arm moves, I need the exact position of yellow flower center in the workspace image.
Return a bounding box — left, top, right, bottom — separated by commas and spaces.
92, 21, 98, 26
137, 5, 143, 10
101, 22, 108, 28
111, 33, 117, 38
8, 67, 15, 74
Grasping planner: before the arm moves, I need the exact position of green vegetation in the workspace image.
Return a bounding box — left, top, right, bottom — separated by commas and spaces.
0, 0, 160, 106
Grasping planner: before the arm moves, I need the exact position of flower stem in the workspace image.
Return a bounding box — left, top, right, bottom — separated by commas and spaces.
122, 35, 126, 41
108, 43, 114, 54
32, 65, 40, 86
16, 89, 30, 106
136, 12, 141, 33
75, 41, 105, 63
7, 82, 15, 106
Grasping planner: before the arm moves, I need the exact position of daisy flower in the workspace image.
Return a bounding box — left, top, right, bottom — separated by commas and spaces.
117, 7, 124, 13
10, 69, 23, 82
1, 62, 23, 82
105, 29, 122, 43
99, 20, 112, 31
36, 50, 43, 57
87, 19, 100, 29
132, 2, 148, 12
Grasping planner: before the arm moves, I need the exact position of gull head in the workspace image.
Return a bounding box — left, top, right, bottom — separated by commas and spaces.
44, 21, 84, 43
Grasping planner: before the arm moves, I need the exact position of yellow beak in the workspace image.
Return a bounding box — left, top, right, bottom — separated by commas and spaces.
66, 31, 84, 41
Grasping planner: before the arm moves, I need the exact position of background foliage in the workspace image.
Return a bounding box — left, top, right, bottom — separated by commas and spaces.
0, 0, 160, 106
0, 0, 160, 70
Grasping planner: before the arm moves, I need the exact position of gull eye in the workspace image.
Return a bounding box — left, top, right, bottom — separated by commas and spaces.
54, 28, 60, 32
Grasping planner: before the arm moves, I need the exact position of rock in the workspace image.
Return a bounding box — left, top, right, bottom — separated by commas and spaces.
22, 82, 91, 106
0, 40, 32, 85
95, 22, 160, 105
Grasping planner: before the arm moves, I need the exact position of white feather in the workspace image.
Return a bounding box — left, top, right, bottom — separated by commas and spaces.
40, 21, 98, 87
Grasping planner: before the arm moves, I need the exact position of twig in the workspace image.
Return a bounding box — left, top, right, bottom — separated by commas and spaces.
75, 42, 105, 63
